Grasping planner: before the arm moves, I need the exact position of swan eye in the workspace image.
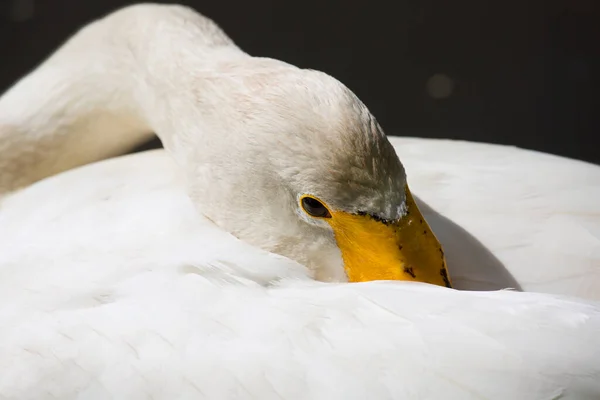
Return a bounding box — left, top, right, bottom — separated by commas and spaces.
301, 196, 331, 218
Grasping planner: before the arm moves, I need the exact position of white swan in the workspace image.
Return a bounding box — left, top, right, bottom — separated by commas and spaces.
0, 4, 599, 399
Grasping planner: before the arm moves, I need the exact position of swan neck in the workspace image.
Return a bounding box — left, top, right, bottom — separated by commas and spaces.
0, 4, 249, 194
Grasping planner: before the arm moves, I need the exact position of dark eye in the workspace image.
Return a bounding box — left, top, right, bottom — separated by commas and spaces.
301, 196, 331, 218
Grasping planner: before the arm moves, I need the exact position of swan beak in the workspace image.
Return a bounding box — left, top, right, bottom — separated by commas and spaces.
328, 185, 451, 287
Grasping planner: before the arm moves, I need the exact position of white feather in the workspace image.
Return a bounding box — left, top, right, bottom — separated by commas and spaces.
1, 3, 600, 399
397, 138, 600, 298
1, 149, 600, 399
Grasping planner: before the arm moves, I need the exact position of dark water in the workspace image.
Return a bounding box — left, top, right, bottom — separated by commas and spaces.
1, 0, 598, 164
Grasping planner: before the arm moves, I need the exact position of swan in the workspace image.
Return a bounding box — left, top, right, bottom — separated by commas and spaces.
0, 4, 599, 399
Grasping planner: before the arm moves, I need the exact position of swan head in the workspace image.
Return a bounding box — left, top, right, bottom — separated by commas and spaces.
183, 65, 451, 287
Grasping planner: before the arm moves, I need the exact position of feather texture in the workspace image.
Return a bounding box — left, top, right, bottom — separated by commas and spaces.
1, 146, 599, 399
396, 138, 600, 297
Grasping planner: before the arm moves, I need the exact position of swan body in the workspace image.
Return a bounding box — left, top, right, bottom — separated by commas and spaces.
0, 149, 600, 399
1, 3, 600, 399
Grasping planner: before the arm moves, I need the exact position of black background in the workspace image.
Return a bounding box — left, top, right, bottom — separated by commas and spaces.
1, 0, 599, 163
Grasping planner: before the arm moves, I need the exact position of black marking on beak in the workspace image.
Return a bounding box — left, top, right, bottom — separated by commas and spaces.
356, 210, 394, 225
440, 268, 451, 288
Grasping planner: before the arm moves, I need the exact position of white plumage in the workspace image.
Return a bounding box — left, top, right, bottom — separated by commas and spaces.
398, 138, 600, 297
1, 3, 600, 399
1, 145, 599, 399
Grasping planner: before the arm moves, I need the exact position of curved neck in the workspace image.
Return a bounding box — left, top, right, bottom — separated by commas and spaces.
0, 4, 251, 194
